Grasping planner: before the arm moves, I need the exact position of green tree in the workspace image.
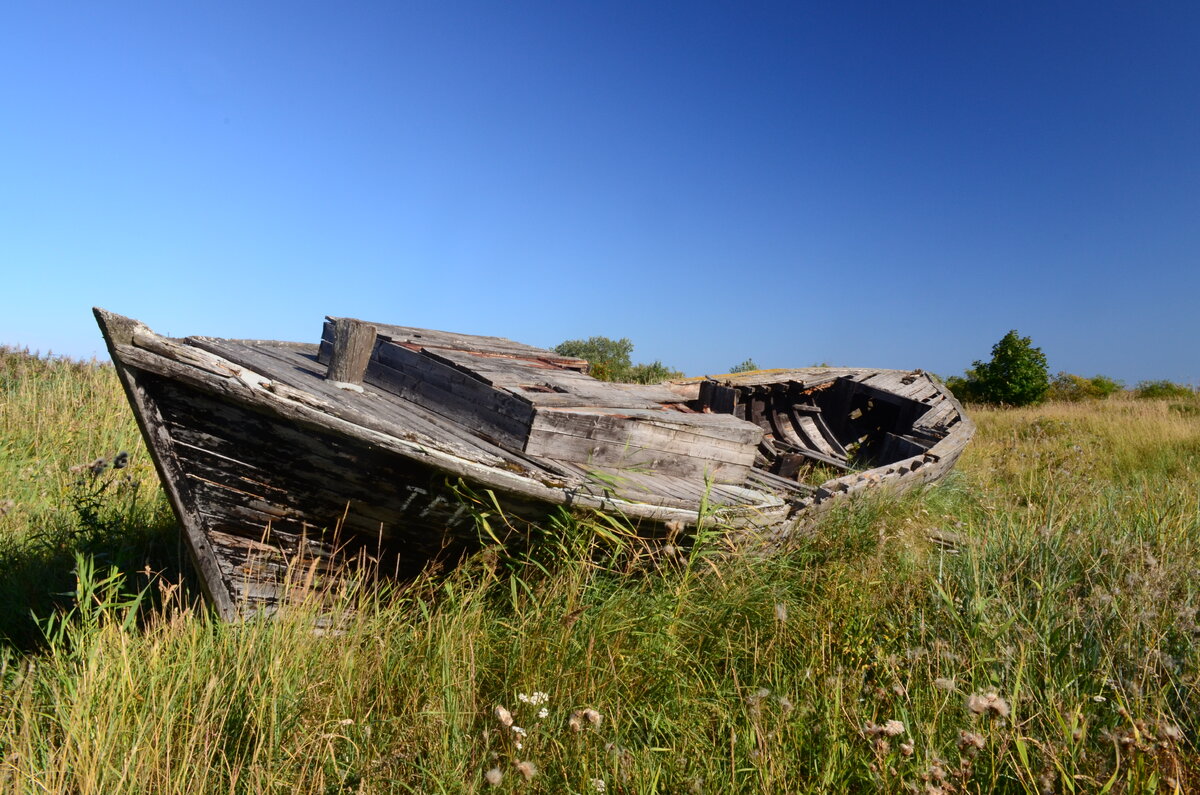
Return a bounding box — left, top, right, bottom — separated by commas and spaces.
728, 358, 759, 374
553, 336, 681, 383
960, 330, 1050, 406
553, 337, 634, 382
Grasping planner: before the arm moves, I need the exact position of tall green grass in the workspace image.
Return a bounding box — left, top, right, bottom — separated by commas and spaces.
2, 350, 1198, 792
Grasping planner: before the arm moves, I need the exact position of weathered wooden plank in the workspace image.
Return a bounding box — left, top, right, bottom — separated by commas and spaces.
524, 432, 752, 483
765, 405, 812, 452
915, 400, 957, 430
527, 410, 760, 464
93, 309, 242, 620
772, 438, 853, 471
793, 415, 841, 458
192, 338, 528, 467
698, 380, 738, 414
531, 405, 761, 446
339, 319, 589, 370
744, 469, 818, 497
804, 408, 849, 458
366, 345, 534, 448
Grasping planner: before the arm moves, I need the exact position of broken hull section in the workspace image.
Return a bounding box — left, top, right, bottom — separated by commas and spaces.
137, 370, 553, 616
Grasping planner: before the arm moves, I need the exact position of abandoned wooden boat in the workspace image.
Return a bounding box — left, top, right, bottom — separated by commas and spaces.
95, 308, 974, 619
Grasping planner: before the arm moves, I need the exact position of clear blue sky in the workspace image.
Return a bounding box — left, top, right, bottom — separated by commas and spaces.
3, 2, 1198, 384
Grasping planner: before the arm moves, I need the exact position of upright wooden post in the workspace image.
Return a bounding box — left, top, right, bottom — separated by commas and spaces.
326, 318, 377, 390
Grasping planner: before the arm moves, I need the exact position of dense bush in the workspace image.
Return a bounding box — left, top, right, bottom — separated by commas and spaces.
1047, 372, 1124, 402
948, 330, 1049, 406
1135, 379, 1196, 400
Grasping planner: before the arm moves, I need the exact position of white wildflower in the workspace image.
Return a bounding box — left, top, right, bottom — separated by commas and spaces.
538, 707, 549, 719
590, 778, 607, 792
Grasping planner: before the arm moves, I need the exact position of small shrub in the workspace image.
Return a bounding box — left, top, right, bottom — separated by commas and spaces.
626, 361, 684, 384
1048, 372, 1124, 402
1135, 380, 1195, 400
728, 358, 759, 374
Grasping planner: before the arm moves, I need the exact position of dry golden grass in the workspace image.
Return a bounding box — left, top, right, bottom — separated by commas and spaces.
2, 351, 1199, 792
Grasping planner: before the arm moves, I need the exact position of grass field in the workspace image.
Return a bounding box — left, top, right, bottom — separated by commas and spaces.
2, 347, 1199, 793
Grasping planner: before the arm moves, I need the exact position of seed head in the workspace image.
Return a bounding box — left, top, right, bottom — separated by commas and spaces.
484, 767, 502, 787
495, 705, 513, 727
1158, 722, 1184, 743
516, 760, 537, 780
958, 730, 985, 751
967, 690, 1010, 718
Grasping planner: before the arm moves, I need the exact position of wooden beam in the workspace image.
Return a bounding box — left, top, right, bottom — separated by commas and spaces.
326, 318, 377, 388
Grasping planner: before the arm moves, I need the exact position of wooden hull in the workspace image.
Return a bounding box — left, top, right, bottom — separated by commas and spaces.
95, 309, 974, 619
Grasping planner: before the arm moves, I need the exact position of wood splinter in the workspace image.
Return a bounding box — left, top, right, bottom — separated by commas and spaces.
326, 318, 378, 391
